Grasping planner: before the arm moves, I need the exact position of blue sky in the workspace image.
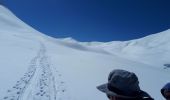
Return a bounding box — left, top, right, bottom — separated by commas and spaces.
2, 0, 170, 42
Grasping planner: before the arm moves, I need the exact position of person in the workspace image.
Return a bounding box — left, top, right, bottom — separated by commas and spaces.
161, 82, 170, 100
97, 69, 154, 100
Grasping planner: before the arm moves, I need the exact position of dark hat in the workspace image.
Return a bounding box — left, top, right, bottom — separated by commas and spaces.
161, 82, 170, 98
97, 69, 141, 98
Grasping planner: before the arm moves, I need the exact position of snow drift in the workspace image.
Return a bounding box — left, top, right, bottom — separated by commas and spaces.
0, 5, 170, 100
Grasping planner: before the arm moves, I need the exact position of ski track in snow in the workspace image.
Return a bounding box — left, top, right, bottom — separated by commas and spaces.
2, 43, 68, 100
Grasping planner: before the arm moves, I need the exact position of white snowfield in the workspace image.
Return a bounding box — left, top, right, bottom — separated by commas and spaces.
0, 5, 170, 100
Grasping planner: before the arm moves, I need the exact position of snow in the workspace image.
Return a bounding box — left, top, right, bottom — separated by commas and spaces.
86, 30, 170, 68
0, 5, 170, 100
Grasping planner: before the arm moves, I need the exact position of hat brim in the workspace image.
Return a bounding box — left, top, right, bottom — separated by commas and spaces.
97, 83, 117, 96
97, 83, 139, 99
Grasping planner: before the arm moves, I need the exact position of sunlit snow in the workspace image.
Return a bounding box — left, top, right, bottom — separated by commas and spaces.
0, 5, 170, 100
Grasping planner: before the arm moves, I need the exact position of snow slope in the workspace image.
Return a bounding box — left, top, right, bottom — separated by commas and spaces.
83, 30, 170, 68
0, 5, 170, 100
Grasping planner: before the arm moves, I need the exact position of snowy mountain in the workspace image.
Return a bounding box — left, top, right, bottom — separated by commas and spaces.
84, 30, 170, 68
0, 5, 170, 100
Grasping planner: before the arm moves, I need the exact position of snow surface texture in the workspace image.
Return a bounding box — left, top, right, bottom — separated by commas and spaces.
0, 5, 170, 100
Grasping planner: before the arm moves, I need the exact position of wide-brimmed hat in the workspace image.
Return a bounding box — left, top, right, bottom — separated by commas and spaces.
97, 69, 141, 98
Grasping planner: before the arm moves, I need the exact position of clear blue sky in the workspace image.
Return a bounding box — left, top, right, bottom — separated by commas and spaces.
2, 0, 170, 42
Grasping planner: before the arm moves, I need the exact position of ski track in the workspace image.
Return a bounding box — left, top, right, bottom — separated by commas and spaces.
2, 43, 68, 100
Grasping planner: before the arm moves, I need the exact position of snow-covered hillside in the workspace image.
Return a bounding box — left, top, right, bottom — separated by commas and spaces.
84, 30, 170, 68
0, 5, 170, 100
